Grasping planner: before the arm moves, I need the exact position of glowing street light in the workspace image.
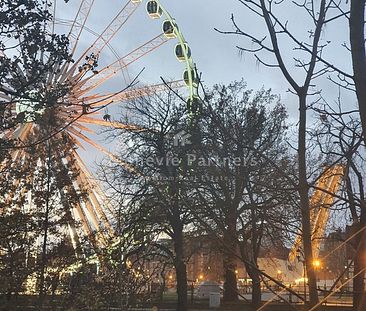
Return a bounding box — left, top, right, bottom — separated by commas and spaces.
313, 259, 321, 268
277, 270, 282, 281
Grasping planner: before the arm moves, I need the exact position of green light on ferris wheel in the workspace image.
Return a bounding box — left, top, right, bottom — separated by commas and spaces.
15, 90, 45, 122
144, 0, 199, 114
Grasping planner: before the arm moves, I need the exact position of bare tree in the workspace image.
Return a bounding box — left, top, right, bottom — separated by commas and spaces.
189, 81, 296, 306
218, 0, 346, 304
99, 90, 193, 311
350, 0, 366, 147
312, 99, 366, 308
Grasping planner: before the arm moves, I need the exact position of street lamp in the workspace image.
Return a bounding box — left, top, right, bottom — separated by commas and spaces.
324, 268, 327, 290
313, 259, 321, 289
313, 259, 321, 269
277, 270, 282, 281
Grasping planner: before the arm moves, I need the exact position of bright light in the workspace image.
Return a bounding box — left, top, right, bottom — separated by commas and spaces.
199, 274, 204, 280
295, 277, 308, 284
126, 260, 132, 268
313, 259, 321, 268
169, 275, 173, 280
277, 270, 282, 274
235, 270, 238, 274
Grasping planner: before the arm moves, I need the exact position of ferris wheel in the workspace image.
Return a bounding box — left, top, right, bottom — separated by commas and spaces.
0, 0, 198, 256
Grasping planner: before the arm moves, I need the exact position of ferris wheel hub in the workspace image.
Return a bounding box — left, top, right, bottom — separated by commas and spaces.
16, 90, 45, 123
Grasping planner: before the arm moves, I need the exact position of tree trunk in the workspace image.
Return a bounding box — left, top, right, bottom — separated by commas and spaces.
38, 142, 52, 309
298, 93, 318, 306
38, 199, 50, 309
246, 264, 261, 307
350, 0, 366, 148
353, 209, 366, 310
349, 2, 366, 305
223, 207, 238, 302
223, 252, 238, 302
6, 251, 14, 303
174, 227, 188, 311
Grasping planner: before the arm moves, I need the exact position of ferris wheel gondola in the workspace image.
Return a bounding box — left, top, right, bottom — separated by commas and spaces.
146, 0, 163, 19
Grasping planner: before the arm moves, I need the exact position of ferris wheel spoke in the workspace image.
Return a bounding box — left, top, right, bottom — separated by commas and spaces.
72, 157, 114, 238
0, 92, 11, 102
67, 221, 83, 257
54, 152, 97, 247
82, 195, 103, 233
8, 124, 34, 162
84, 188, 113, 239
13, 123, 33, 142
2, 183, 28, 213
58, 183, 84, 257
0, 89, 10, 97
1, 154, 33, 213
71, 122, 95, 134
57, 0, 96, 79
68, 0, 95, 56
0, 144, 24, 175
74, 200, 95, 242
71, 149, 118, 220
67, 126, 107, 150
0, 82, 15, 95
78, 117, 145, 131
288, 165, 344, 263
47, 0, 57, 35
74, 33, 169, 94
82, 80, 185, 109
113, 80, 186, 101
68, 128, 138, 174
65, 0, 141, 80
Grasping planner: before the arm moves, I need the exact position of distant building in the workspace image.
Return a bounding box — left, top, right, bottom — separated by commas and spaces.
139, 228, 352, 291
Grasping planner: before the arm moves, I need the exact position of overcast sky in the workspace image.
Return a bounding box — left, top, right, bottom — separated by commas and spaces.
55, 0, 356, 167
56, 0, 354, 117
55, 0, 306, 109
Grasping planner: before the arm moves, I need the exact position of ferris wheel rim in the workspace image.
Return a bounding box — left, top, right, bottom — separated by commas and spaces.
53, 17, 127, 81
55, 0, 198, 102
154, 0, 199, 103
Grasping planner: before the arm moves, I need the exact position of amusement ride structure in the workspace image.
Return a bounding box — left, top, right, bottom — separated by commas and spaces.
288, 164, 345, 264
0, 0, 348, 294
0, 0, 199, 264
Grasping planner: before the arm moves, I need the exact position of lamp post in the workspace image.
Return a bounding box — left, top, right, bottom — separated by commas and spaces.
313, 259, 321, 290
187, 279, 195, 305
324, 267, 327, 290
277, 270, 282, 281
297, 251, 307, 303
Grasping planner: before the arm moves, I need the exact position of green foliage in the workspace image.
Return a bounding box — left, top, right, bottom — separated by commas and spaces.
0, 209, 40, 298
0, 0, 71, 158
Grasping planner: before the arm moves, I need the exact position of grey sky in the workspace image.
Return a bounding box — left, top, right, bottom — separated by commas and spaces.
56, 0, 301, 95
57, 0, 355, 114
55, 0, 356, 166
